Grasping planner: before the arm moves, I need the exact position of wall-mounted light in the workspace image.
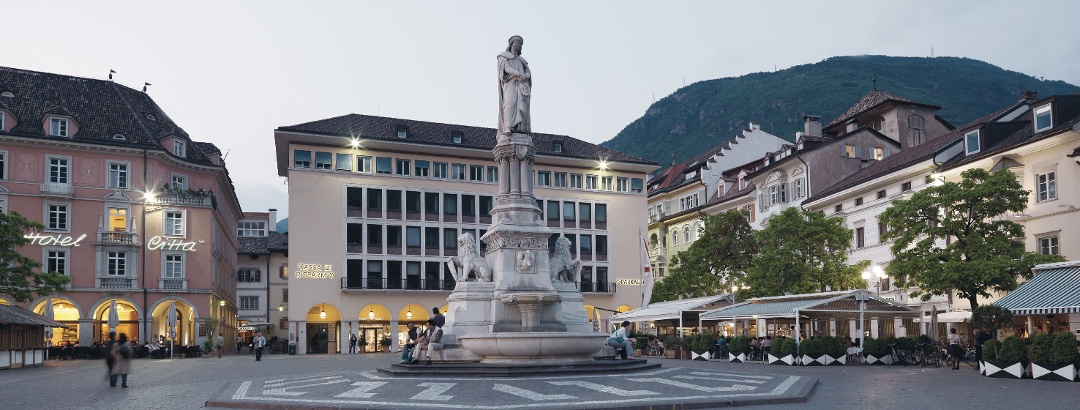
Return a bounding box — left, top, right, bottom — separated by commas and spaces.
219, 300, 226, 307
368, 309, 375, 320
278, 304, 285, 312
406, 306, 412, 319
320, 307, 326, 320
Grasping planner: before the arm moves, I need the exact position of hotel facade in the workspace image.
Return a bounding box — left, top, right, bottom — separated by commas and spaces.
0, 66, 243, 348
275, 114, 656, 354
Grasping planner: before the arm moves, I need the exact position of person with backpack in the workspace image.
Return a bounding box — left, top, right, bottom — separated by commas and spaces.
110, 333, 133, 388
103, 331, 117, 381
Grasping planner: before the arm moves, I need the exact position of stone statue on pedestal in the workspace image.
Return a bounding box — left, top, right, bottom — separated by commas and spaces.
498, 35, 530, 136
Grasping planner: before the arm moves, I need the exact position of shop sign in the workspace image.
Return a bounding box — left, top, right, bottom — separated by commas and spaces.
237, 326, 255, 331
24, 232, 88, 247
147, 236, 202, 251
617, 278, 645, 286
295, 263, 335, 279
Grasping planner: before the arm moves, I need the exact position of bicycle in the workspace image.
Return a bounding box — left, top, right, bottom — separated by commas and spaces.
944, 345, 976, 368
646, 344, 666, 357
888, 343, 914, 365
912, 342, 940, 367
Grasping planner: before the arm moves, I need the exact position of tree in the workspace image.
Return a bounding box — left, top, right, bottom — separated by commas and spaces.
744, 207, 865, 297
651, 209, 758, 302
0, 211, 72, 302
878, 168, 1064, 309
971, 305, 1012, 357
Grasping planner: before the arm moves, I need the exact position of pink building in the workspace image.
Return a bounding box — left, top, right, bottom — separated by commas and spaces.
0, 66, 242, 349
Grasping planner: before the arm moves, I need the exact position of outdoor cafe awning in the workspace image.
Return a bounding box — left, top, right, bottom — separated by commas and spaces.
0, 304, 67, 328
700, 290, 918, 321
994, 261, 1080, 316
610, 295, 732, 323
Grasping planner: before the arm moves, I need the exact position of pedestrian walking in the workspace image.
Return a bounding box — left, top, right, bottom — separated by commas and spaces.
348, 331, 357, 354
254, 331, 266, 361
215, 333, 225, 358
103, 331, 117, 381
236, 335, 242, 353
110, 333, 133, 388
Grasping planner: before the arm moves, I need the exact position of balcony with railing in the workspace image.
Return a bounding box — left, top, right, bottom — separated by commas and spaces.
40, 182, 73, 196
97, 231, 138, 245
649, 246, 667, 258
153, 193, 211, 207
341, 277, 456, 291
159, 278, 188, 290
580, 282, 617, 294
97, 277, 137, 289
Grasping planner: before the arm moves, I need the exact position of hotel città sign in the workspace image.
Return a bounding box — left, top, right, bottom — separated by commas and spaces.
25, 232, 202, 251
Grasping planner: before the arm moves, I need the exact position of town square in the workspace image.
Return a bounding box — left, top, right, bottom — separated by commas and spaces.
1, 2, 1080, 409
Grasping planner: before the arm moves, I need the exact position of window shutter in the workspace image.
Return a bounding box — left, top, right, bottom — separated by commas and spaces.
855, 145, 863, 159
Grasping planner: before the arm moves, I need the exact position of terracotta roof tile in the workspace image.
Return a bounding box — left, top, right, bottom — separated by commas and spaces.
826, 90, 938, 129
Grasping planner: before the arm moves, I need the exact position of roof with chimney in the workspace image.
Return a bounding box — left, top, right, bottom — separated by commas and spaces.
825, 90, 941, 129
277, 114, 656, 166
237, 231, 289, 255
940, 95, 1080, 171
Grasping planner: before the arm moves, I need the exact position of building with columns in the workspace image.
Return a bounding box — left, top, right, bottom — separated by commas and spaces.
0, 66, 242, 348
274, 114, 656, 354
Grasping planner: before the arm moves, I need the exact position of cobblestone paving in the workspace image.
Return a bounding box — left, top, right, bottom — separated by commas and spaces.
2, 351, 1078, 409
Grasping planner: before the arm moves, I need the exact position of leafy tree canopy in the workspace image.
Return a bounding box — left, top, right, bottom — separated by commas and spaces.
0, 212, 72, 302
744, 207, 865, 297
651, 209, 757, 303
878, 168, 1063, 309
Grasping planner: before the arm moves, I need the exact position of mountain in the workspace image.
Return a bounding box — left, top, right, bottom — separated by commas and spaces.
600, 56, 1080, 167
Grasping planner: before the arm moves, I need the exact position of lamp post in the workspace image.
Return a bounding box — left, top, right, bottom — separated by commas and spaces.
862, 265, 888, 296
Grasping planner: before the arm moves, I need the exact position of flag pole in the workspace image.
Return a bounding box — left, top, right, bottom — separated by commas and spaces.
639, 228, 644, 307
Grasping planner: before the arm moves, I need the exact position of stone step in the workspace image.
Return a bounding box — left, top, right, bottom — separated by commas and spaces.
377, 358, 661, 377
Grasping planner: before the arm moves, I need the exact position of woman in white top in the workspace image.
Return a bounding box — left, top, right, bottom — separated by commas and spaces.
947, 328, 963, 369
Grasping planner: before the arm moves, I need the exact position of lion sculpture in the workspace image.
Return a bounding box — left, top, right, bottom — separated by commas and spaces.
549, 235, 581, 283
448, 233, 491, 282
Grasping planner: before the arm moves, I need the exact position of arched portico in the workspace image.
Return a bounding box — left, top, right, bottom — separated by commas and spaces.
304, 303, 341, 354
149, 298, 198, 347
32, 297, 81, 346
91, 298, 140, 345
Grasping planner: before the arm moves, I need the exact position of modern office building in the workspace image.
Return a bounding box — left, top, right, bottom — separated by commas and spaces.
0, 66, 242, 348
275, 114, 656, 354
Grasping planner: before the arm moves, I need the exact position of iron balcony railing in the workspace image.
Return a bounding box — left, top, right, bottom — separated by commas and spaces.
579, 282, 617, 294
340, 277, 456, 291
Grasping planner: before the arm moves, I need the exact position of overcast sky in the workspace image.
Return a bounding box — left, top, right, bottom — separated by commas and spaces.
7, 1, 1079, 221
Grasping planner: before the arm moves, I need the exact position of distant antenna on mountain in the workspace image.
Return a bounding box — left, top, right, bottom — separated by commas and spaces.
109, 69, 116, 81
931, 46, 934, 58
872, 76, 877, 91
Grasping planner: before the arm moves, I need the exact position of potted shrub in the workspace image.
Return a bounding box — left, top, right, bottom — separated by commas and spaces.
728, 336, 751, 363
634, 336, 650, 357
980, 339, 999, 374
691, 334, 713, 361
663, 336, 681, 359
799, 338, 825, 366
357, 335, 367, 353
984, 336, 1027, 379
379, 336, 392, 351
861, 337, 890, 365
821, 336, 846, 365
768, 337, 798, 365
1031, 332, 1079, 381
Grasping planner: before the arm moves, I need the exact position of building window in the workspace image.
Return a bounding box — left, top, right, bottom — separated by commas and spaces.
451, 163, 467, 180
537, 171, 551, 186
873, 147, 884, 160
375, 157, 392, 174
470, 165, 484, 182
672, 232, 678, 246
964, 130, 981, 155
0, 112, 4, 130
552, 142, 563, 153
357, 156, 373, 173
743, 204, 755, 222
240, 296, 259, 310
313, 152, 332, 170
0, 150, 6, 180
108, 162, 129, 189
238, 269, 261, 282
553, 172, 567, 188
164, 254, 184, 278
901, 181, 912, 192
877, 190, 886, 199
601, 176, 614, 191
414, 160, 430, 177
585, 175, 598, 190
631, 178, 644, 194
450, 131, 463, 144
107, 252, 126, 276
173, 140, 186, 157
47, 204, 69, 231
778, 183, 788, 203
869, 117, 885, 132
844, 145, 861, 158
237, 221, 267, 237
396, 159, 411, 176
616, 177, 629, 192
50, 118, 68, 137
433, 162, 448, 179
1036, 171, 1057, 202
293, 150, 311, 168
834, 204, 842, 213
793, 178, 804, 199
395, 126, 408, 139
878, 222, 888, 243
335, 153, 352, 171
486, 166, 498, 183
908, 114, 925, 147
46, 250, 67, 275
1034, 104, 1052, 132
171, 173, 188, 190
165, 210, 184, 236
855, 197, 863, 206
570, 174, 583, 189
48, 157, 69, 183
1037, 235, 1060, 255
855, 227, 865, 249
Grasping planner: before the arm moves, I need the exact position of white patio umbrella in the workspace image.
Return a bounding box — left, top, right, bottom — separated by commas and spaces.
929, 305, 939, 341
108, 300, 120, 330
167, 301, 177, 358
43, 298, 55, 339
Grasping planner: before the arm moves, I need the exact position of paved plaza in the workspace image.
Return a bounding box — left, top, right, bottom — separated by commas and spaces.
1, 351, 1077, 409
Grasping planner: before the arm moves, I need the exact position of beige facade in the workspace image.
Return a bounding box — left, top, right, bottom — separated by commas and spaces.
275, 115, 655, 354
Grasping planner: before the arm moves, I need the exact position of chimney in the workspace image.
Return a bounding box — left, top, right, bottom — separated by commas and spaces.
1021, 90, 1037, 103
268, 209, 278, 233
846, 119, 859, 133
803, 115, 822, 137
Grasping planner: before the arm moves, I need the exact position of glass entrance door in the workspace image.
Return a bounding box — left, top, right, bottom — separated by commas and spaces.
362, 328, 380, 352
306, 323, 329, 354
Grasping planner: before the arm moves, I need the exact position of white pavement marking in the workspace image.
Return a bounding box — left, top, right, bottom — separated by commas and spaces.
673, 375, 767, 384
768, 375, 801, 395
688, 371, 774, 380
493, 383, 577, 401
265, 375, 343, 387
334, 382, 388, 398
262, 378, 349, 396
232, 381, 251, 400
411, 382, 456, 401
547, 381, 658, 396
628, 378, 757, 392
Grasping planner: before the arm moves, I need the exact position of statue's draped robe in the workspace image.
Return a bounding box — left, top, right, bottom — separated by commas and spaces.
498, 51, 531, 135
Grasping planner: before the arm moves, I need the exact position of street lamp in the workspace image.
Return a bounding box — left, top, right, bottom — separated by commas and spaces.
862, 265, 888, 296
